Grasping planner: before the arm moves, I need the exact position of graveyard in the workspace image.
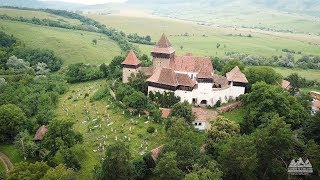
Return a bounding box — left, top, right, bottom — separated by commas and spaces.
55, 79, 167, 178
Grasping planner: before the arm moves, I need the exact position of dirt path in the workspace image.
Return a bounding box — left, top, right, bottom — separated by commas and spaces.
0, 151, 13, 172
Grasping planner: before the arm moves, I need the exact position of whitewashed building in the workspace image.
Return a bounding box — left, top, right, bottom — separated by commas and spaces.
122, 34, 248, 107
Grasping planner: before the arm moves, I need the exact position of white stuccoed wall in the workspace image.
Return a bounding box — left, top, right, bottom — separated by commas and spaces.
148, 82, 246, 107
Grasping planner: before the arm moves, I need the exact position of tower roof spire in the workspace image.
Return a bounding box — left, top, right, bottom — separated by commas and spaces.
151, 33, 175, 54
121, 50, 141, 66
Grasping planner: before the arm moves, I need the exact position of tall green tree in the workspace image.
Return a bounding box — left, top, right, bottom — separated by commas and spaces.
0, 104, 28, 143
244, 66, 282, 91
206, 116, 240, 156
170, 102, 195, 124
221, 60, 245, 75
123, 91, 148, 113
241, 82, 308, 133
99, 142, 132, 180
42, 119, 83, 158
128, 71, 148, 95
41, 164, 77, 180
14, 130, 38, 159
184, 161, 223, 180
155, 152, 184, 180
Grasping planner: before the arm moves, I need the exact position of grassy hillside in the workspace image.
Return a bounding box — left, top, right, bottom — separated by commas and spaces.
0, 20, 121, 67
0, 8, 82, 25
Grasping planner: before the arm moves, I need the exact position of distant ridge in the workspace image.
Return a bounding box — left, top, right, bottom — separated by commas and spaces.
0, 0, 83, 10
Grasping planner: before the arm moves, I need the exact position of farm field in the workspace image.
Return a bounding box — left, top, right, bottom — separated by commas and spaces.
88, 14, 320, 59
54, 80, 167, 179
272, 67, 320, 82
0, 20, 121, 67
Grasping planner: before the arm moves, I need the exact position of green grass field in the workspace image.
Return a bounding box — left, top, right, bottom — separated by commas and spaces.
89, 15, 320, 59
272, 67, 320, 81
0, 162, 4, 174
0, 20, 121, 67
55, 80, 166, 179
0, 144, 24, 164
0, 8, 82, 25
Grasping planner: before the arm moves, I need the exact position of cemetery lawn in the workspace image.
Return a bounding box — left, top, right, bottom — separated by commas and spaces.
0, 162, 4, 174
55, 80, 167, 179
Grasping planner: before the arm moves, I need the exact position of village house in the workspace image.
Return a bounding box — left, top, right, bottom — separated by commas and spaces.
122, 34, 248, 107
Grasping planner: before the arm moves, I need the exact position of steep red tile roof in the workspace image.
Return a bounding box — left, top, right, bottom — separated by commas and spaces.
192, 108, 217, 122
121, 50, 141, 66
176, 73, 196, 87
226, 66, 248, 83
34, 125, 48, 141
313, 101, 320, 109
170, 55, 213, 78
282, 80, 291, 91
151, 34, 175, 54
140, 67, 155, 77
147, 68, 178, 87
147, 68, 196, 87
151, 145, 164, 161
212, 74, 229, 88
160, 108, 171, 118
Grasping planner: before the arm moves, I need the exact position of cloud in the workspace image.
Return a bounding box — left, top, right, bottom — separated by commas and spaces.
41, 0, 127, 5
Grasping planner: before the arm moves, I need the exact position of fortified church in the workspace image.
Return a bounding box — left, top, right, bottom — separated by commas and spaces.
122, 34, 248, 107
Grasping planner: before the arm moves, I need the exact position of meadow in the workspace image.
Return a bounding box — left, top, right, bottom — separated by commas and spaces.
0, 20, 121, 67
89, 15, 320, 58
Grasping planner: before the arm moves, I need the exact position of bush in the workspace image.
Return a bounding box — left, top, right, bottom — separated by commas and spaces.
147, 126, 155, 134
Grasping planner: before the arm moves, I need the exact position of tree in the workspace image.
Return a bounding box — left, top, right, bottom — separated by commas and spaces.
41, 164, 77, 180
164, 119, 200, 172
305, 140, 320, 176
92, 39, 97, 45
170, 102, 195, 124
6, 56, 31, 70
244, 66, 282, 91
252, 115, 296, 179
221, 60, 245, 75
53, 147, 82, 171
99, 63, 109, 78
42, 119, 83, 158
217, 135, 258, 179
155, 152, 184, 180
241, 82, 308, 133
14, 130, 38, 159
6, 162, 50, 180
36, 62, 50, 75
304, 112, 320, 144
149, 91, 180, 108
108, 56, 125, 79
99, 142, 132, 180
132, 158, 148, 180
123, 91, 148, 113
115, 84, 135, 102
184, 161, 223, 180
128, 71, 148, 95
211, 57, 225, 72
0, 104, 28, 143
0, 31, 16, 48
206, 116, 240, 156
286, 73, 306, 94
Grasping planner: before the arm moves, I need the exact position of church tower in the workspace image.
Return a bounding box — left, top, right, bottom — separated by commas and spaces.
151, 33, 175, 69
121, 50, 141, 83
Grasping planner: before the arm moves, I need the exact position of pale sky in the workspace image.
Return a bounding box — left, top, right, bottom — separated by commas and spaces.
41, 0, 127, 5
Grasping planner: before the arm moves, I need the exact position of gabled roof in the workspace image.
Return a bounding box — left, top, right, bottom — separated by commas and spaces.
147, 68, 196, 88
34, 125, 48, 141
151, 145, 164, 161
121, 50, 141, 66
281, 80, 291, 91
151, 34, 175, 54
148, 68, 178, 87
226, 66, 248, 83
160, 108, 171, 118
212, 74, 229, 88
170, 55, 213, 78
313, 101, 320, 109
140, 67, 155, 77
